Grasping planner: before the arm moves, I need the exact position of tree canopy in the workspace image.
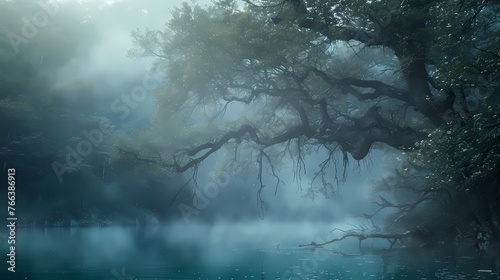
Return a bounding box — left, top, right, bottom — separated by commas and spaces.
120, 0, 500, 247
124, 0, 497, 183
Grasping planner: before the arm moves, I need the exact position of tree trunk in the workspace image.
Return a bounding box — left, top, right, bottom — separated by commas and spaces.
405, 59, 431, 111
403, 59, 453, 126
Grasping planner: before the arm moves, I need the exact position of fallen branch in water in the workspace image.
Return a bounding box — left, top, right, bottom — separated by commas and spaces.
299, 231, 413, 249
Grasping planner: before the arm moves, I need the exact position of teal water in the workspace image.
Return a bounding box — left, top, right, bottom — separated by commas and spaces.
1, 226, 499, 279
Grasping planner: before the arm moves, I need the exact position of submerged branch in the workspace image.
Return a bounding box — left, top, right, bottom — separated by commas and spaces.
299, 231, 412, 248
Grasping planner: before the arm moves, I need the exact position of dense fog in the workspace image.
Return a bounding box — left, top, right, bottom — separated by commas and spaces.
0, 0, 400, 230
0, 0, 499, 279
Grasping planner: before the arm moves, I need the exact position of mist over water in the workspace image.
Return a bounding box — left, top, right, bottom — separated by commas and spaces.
2, 224, 499, 280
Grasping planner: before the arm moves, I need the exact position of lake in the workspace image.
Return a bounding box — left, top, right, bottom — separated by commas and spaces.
1, 224, 499, 280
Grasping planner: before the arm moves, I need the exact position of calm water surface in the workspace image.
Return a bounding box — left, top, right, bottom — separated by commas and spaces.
1, 226, 499, 280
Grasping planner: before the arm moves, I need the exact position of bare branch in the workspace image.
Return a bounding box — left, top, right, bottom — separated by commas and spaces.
299, 232, 412, 248
310, 68, 409, 103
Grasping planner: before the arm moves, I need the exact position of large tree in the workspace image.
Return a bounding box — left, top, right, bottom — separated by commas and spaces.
121, 0, 499, 246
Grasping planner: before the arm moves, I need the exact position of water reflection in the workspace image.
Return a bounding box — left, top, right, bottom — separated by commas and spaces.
1, 222, 500, 279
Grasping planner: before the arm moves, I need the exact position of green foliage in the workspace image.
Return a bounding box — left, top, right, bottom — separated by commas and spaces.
428, 0, 500, 88
413, 104, 500, 191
